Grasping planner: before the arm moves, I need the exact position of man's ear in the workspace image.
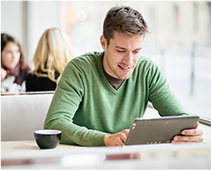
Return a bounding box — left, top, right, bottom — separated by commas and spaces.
100, 35, 107, 50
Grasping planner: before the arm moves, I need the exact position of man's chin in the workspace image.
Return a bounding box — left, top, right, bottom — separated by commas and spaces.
118, 75, 131, 80
115, 70, 133, 80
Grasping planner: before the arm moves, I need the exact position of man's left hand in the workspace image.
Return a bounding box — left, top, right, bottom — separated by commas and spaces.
171, 122, 204, 143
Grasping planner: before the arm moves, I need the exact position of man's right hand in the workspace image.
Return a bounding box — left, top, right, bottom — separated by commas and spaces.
104, 129, 129, 146
1, 67, 7, 81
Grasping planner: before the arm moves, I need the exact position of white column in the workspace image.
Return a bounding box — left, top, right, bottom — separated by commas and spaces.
26, 1, 62, 69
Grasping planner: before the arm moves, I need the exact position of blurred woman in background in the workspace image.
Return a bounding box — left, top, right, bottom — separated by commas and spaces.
25, 27, 76, 92
1, 33, 31, 93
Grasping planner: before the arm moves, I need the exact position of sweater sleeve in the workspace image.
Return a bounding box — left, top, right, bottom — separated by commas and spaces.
44, 61, 107, 146
148, 61, 188, 116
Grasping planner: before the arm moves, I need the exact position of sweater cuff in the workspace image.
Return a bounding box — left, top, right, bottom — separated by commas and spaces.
91, 132, 108, 146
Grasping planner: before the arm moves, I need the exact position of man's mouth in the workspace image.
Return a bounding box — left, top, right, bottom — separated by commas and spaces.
118, 65, 132, 71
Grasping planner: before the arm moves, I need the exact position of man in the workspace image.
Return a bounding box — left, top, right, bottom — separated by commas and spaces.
44, 5, 203, 146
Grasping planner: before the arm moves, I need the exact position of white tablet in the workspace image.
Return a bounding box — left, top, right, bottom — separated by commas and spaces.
124, 115, 199, 145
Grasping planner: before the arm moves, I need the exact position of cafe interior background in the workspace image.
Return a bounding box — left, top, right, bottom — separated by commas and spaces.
1, 1, 211, 122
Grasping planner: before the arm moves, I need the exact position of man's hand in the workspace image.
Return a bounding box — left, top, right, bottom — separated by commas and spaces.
104, 129, 129, 146
1, 67, 7, 81
171, 122, 203, 143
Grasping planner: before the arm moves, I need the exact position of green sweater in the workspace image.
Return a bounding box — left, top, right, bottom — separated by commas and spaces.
44, 51, 188, 146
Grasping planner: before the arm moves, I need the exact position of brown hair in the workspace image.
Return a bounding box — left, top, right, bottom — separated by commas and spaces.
1, 33, 27, 69
103, 5, 149, 46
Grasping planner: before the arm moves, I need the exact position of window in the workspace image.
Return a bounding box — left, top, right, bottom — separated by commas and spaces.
62, 1, 210, 121
174, 4, 180, 31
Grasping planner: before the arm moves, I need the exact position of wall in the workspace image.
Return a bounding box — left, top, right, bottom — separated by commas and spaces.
1, 1, 62, 69
0, 0, 26, 54
26, 1, 62, 69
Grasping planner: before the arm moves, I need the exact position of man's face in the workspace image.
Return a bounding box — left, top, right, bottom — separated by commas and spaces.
101, 31, 144, 80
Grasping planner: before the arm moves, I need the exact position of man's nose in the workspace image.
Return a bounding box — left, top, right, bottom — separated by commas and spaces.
123, 52, 133, 65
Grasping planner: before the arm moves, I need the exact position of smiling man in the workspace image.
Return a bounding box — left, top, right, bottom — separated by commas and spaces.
44, 5, 203, 146
101, 32, 143, 80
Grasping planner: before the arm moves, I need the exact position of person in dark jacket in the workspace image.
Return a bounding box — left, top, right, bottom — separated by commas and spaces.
25, 27, 76, 92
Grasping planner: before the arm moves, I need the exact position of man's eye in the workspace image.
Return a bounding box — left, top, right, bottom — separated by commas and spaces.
117, 50, 125, 53
133, 51, 139, 54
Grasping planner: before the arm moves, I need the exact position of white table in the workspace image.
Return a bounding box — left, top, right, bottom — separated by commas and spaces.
1, 140, 211, 169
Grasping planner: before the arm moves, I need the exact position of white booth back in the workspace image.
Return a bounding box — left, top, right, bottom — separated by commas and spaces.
1, 93, 54, 141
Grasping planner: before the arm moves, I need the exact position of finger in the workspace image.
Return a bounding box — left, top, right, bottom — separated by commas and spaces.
181, 128, 203, 136
195, 122, 199, 129
172, 140, 202, 144
124, 129, 130, 135
122, 129, 129, 136
171, 140, 189, 144
116, 137, 125, 146
119, 132, 127, 143
173, 135, 203, 143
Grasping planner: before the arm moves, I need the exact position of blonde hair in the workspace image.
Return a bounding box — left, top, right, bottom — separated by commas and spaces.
32, 28, 75, 83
